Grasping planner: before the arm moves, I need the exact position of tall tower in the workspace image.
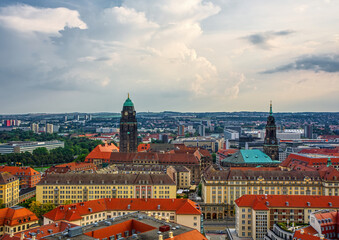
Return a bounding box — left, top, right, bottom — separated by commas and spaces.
119, 94, 138, 153
263, 101, 279, 160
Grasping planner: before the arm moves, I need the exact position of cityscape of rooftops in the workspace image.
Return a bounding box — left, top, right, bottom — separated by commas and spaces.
0, 1, 338, 240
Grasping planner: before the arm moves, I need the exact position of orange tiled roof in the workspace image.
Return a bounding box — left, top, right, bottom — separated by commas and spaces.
138, 143, 150, 152
235, 195, 339, 210
293, 227, 325, 240
0, 166, 40, 176
0, 206, 38, 227
44, 199, 201, 221
167, 229, 207, 240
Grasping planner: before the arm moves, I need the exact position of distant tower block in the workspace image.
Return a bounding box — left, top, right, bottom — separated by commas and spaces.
263, 101, 279, 160
119, 94, 138, 153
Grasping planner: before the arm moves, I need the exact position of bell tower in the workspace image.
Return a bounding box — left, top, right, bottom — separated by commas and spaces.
119, 94, 138, 153
263, 101, 279, 160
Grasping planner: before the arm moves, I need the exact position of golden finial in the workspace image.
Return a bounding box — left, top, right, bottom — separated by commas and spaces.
128, 93, 130, 99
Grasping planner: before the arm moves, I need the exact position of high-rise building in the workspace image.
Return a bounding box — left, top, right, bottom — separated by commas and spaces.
31, 123, 39, 133
304, 124, 313, 139
263, 101, 279, 160
178, 125, 185, 136
119, 94, 138, 153
46, 123, 53, 134
198, 125, 206, 137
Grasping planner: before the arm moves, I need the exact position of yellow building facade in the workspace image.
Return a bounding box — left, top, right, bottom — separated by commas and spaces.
0, 172, 19, 207
36, 173, 176, 205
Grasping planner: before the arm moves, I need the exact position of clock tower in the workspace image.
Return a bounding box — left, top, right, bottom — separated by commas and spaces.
263, 101, 279, 160
119, 94, 138, 153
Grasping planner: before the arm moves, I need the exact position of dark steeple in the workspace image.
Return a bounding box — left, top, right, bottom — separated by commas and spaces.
119, 94, 138, 153
263, 101, 279, 160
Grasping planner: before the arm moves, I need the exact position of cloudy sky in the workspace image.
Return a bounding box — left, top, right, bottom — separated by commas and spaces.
0, 0, 338, 114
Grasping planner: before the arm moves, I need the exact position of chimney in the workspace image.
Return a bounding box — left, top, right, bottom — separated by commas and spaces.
159, 235, 163, 240
10, 230, 14, 237
169, 232, 173, 238
20, 232, 24, 240
300, 229, 304, 234
32, 235, 36, 240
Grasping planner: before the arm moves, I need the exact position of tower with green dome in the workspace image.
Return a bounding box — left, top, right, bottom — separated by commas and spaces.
263, 101, 279, 160
119, 94, 138, 152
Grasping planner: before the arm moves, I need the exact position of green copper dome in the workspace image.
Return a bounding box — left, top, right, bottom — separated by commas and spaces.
123, 94, 134, 107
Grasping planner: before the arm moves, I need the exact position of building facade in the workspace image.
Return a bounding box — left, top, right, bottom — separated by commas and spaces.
0, 166, 41, 189
43, 198, 202, 231
263, 102, 279, 160
119, 94, 138, 153
0, 206, 38, 236
235, 195, 339, 240
36, 173, 176, 205
201, 165, 339, 219
0, 172, 19, 207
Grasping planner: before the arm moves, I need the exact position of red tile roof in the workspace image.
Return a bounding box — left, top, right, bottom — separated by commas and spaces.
0, 207, 38, 227
293, 228, 324, 240
299, 148, 339, 156
44, 199, 201, 222
0, 166, 40, 176
1, 221, 78, 240
235, 195, 339, 210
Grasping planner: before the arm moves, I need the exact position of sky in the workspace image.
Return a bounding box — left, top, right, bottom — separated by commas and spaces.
0, 0, 338, 114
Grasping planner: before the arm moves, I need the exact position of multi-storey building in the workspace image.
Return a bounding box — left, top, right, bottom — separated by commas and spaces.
46, 123, 53, 134
43, 198, 202, 231
201, 165, 339, 220
0, 141, 64, 154
31, 123, 39, 134
85, 149, 209, 184
42, 212, 206, 240
44, 162, 97, 176
0, 172, 19, 207
235, 195, 339, 240
166, 166, 191, 189
0, 166, 41, 189
0, 206, 38, 236
36, 173, 176, 205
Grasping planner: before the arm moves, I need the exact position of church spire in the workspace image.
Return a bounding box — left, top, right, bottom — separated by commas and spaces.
327, 157, 332, 167
269, 100, 273, 116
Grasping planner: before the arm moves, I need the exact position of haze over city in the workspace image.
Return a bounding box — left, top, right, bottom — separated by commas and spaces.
0, 0, 338, 114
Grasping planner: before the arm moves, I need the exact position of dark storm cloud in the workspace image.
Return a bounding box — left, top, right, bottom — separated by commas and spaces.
262, 54, 339, 74
243, 30, 294, 49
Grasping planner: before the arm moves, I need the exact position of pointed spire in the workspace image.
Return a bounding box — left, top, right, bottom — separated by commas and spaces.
327, 157, 332, 167
128, 93, 130, 99
269, 100, 273, 116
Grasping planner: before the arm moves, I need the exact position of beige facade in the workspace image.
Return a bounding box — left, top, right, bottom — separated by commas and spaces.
201, 166, 339, 219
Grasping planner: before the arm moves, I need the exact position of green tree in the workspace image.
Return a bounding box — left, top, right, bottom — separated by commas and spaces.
29, 201, 55, 218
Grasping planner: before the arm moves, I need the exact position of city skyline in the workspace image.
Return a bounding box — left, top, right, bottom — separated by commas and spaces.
0, 0, 338, 114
